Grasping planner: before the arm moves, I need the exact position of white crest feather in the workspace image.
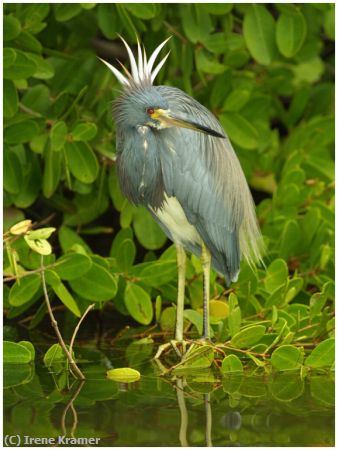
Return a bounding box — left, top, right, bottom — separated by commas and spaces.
97, 57, 129, 86
99, 36, 171, 88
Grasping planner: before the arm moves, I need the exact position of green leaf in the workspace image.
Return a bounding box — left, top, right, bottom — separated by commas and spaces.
9, 274, 41, 306
243, 5, 277, 65
69, 259, 118, 301
228, 293, 242, 337
42, 144, 62, 198
4, 49, 37, 79
4, 148, 22, 194
195, 48, 225, 75
124, 4, 157, 19
55, 253, 92, 280
58, 225, 92, 254
50, 121, 68, 151
110, 227, 133, 256
4, 341, 33, 364
201, 4, 233, 15
271, 345, 303, 371
27, 53, 55, 79
54, 4, 82, 21
5, 120, 40, 144
3, 364, 34, 388
11, 151, 41, 208
71, 122, 97, 142
13, 32, 42, 54
269, 373, 304, 401
324, 7, 335, 40
220, 112, 259, 149
203, 33, 228, 54
133, 208, 167, 250
264, 259, 288, 293
21, 4, 50, 31
305, 338, 334, 368
183, 309, 214, 337
230, 325, 266, 349
80, 3, 96, 10
309, 292, 327, 318
186, 371, 216, 393
46, 270, 81, 317
124, 282, 153, 325
43, 343, 67, 373
97, 4, 121, 39
175, 345, 214, 371
3, 48, 16, 68
106, 367, 141, 383
221, 354, 243, 373
293, 57, 325, 84
310, 376, 334, 406
279, 220, 300, 260
160, 306, 176, 332
224, 87, 252, 112
180, 4, 212, 44
116, 238, 136, 271
18, 341, 35, 361
4, 15, 21, 41
4, 80, 18, 118
21, 84, 50, 115
65, 141, 99, 184
137, 260, 177, 287
276, 11, 307, 58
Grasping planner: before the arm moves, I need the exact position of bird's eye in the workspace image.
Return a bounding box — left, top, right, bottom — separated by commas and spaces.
146, 108, 155, 115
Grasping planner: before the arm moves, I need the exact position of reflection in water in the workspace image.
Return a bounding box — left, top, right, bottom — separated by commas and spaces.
176, 380, 213, 447
176, 379, 189, 446
220, 411, 242, 430
204, 393, 213, 447
60, 380, 85, 438
3, 353, 335, 447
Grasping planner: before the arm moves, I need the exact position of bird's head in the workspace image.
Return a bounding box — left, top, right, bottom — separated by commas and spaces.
99, 37, 224, 138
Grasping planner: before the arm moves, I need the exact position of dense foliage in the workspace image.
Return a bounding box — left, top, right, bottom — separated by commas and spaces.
3, 4, 334, 373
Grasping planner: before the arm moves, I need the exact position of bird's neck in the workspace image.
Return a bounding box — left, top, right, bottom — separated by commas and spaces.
116, 126, 165, 209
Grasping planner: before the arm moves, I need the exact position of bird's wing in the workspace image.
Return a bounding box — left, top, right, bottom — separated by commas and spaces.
157, 86, 262, 283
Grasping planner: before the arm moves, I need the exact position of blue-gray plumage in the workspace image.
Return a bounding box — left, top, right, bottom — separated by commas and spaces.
100, 37, 262, 353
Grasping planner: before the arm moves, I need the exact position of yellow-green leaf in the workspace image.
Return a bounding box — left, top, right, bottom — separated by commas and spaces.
106, 367, 141, 383
10, 219, 32, 235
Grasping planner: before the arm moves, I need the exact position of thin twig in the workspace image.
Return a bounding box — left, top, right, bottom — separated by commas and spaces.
40, 255, 85, 380
4, 261, 63, 282
19, 102, 43, 117
69, 303, 95, 356
163, 21, 188, 44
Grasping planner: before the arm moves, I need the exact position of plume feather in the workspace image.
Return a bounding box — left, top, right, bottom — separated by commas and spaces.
98, 36, 171, 88
97, 57, 129, 86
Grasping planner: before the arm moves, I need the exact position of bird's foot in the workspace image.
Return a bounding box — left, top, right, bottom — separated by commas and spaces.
153, 339, 188, 360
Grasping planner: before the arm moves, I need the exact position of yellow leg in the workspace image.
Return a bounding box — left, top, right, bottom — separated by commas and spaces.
201, 241, 211, 340
154, 244, 187, 360
175, 244, 186, 342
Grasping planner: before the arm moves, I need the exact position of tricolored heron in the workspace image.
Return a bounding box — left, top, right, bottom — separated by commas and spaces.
100, 37, 262, 357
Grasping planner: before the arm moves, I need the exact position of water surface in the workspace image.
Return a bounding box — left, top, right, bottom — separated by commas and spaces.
3, 344, 334, 447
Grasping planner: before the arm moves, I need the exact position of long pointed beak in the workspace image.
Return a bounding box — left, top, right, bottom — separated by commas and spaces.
153, 109, 225, 139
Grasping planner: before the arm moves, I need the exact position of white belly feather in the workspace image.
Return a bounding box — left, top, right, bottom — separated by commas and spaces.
150, 194, 200, 246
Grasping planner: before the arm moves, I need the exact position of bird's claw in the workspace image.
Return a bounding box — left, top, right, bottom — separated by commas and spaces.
153, 339, 188, 360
